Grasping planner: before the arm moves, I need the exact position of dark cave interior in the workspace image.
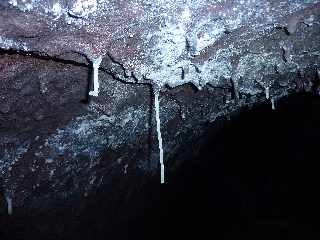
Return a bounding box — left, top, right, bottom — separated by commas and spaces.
1, 92, 320, 240
1, 1, 320, 239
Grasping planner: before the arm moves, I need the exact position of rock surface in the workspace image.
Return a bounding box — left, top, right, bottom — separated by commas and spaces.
0, 0, 320, 236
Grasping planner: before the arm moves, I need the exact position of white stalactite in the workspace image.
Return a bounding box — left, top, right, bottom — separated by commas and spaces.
5, 196, 12, 215
154, 90, 164, 184
231, 77, 239, 101
271, 98, 275, 110
265, 86, 270, 100
89, 56, 103, 97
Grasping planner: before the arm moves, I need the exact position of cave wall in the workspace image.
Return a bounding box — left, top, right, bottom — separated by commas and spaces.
0, 0, 320, 218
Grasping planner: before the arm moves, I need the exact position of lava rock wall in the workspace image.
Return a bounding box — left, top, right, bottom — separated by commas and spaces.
0, 0, 319, 220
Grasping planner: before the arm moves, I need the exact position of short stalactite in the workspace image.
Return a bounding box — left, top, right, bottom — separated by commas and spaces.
265, 86, 270, 100
89, 56, 103, 97
271, 98, 276, 110
231, 77, 239, 102
5, 195, 12, 215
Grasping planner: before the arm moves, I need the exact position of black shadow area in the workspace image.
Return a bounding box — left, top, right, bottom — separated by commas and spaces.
159, 92, 320, 240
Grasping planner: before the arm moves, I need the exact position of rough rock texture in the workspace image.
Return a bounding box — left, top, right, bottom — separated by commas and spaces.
0, 0, 320, 235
